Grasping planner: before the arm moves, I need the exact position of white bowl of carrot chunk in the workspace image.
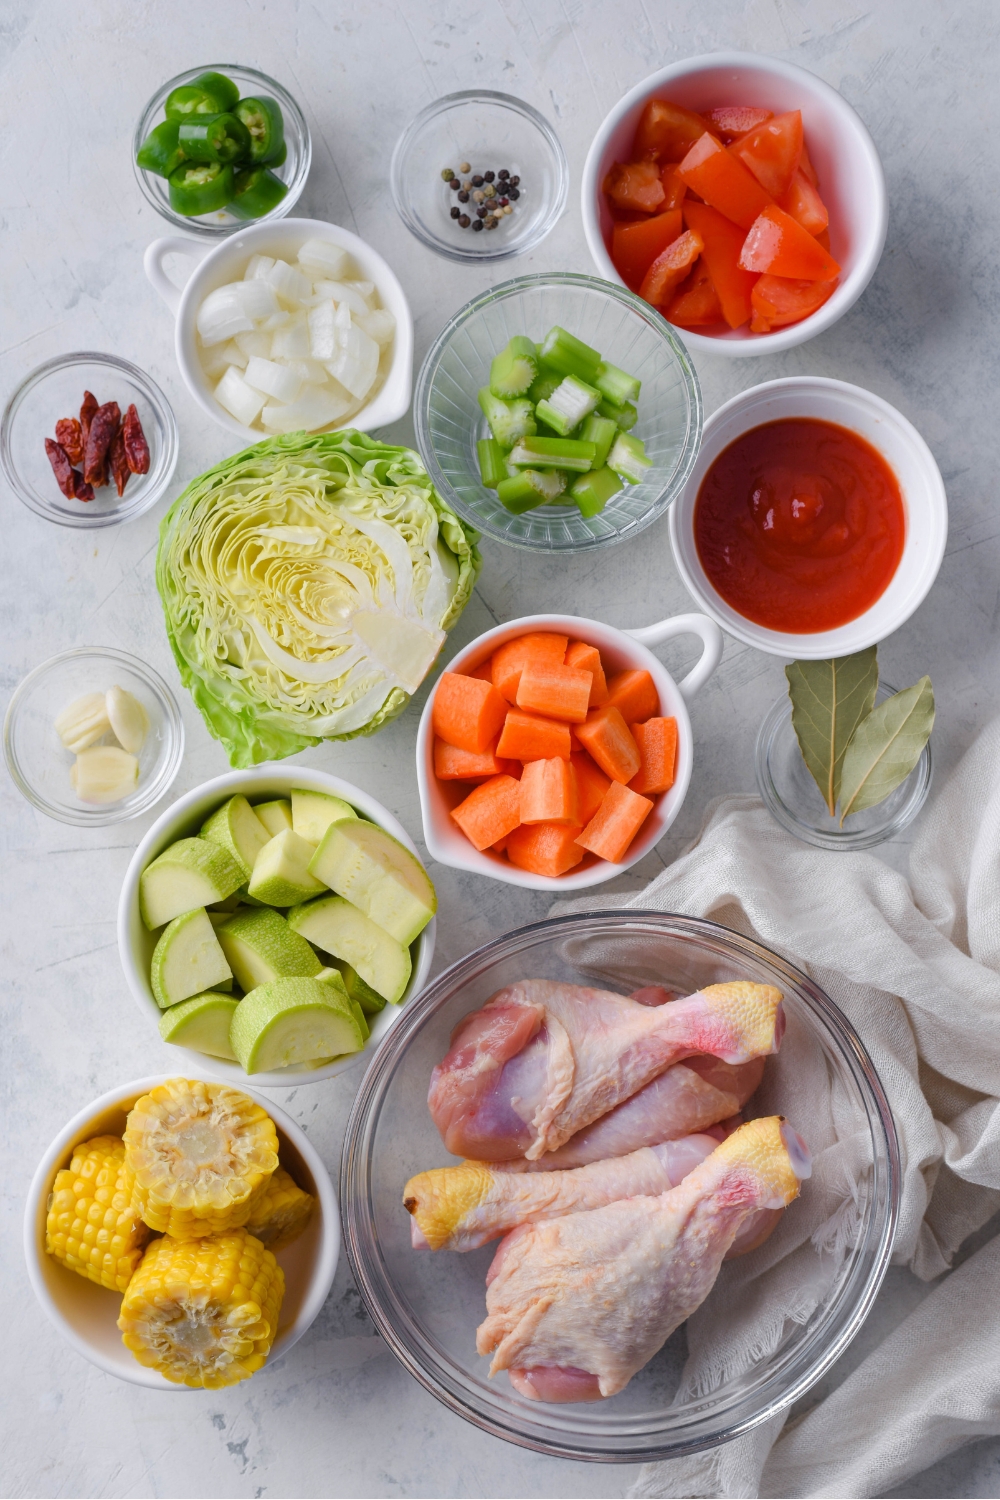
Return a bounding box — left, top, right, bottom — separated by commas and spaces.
415, 611, 723, 890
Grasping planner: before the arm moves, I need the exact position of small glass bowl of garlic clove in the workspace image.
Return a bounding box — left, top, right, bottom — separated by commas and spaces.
4, 648, 184, 826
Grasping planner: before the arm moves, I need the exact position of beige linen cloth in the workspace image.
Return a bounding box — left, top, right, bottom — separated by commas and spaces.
555, 717, 1000, 1499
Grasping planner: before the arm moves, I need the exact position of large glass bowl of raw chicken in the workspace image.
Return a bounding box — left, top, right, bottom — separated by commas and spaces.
341, 912, 898, 1461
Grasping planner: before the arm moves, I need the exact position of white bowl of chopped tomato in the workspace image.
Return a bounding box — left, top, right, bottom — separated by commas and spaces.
581, 52, 887, 354
415, 611, 723, 890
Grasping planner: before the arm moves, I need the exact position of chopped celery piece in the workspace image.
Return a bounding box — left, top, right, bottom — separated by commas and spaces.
597, 397, 638, 431
607, 432, 652, 484
526, 371, 561, 406
477, 387, 537, 449
578, 414, 617, 468
538, 326, 601, 382
570, 466, 624, 516
594, 360, 641, 407
489, 336, 538, 398
497, 468, 568, 512
535, 375, 601, 437
477, 437, 508, 489
508, 436, 597, 473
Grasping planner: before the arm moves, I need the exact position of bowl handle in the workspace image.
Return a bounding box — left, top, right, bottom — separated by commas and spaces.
143, 236, 210, 313
623, 613, 724, 701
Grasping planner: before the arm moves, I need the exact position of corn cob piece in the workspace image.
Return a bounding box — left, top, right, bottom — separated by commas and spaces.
245, 1166, 314, 1250
124, 1078, 278, 1239
46, 1135, 150, 1292
118, 1229, 284, 1388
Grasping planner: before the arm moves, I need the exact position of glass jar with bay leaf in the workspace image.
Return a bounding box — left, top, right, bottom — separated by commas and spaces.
754, 647, 934, 849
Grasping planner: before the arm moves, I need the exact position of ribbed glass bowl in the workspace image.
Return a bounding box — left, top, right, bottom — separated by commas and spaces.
341, 912, 899, 1462
413, 273, 703, 552
132, 64, 311, 237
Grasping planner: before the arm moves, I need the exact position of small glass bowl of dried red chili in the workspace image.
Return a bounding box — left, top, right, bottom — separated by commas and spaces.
0, 352, 179, 529
133, 65, 311, 237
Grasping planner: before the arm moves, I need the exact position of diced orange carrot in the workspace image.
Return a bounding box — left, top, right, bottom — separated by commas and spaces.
603, 159, 665, 213
496, 710, 572, 762
434, 737, 508, 782
779, 167, 829, 235
682, 201, 757, 329
492, 633, 569, 705
520, 758, 579, 826
739, 205, 840, 279
570, 751, 612, 825
678, 132, 772, 230
634, 99, 717, 160
704, 105, 773, 143
493, 833, 511, 854
516, 662, 593, 723
507, 822, 585, 877
749, 273, 837, 333
575, 707, 641, 783
629, 717, 678, 794
611, 210, 682, 291
467, 657, 495, 682
638, 229, 703, 306
574, 781, 654, 862
433, 672, 508, 754
450, 774, 522, 851
565, 642, 609, 706
605, 668, 660, 724
729, 111, 803, 199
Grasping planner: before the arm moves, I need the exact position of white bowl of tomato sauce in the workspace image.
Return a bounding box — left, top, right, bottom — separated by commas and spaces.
668, 377, 948, 658
581, 52, 887, 355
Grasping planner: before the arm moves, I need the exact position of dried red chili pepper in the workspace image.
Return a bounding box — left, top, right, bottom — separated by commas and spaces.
122, 403, 150, 475
55, 417, 84, 466
108, 428, 131, 498
44, 438, 94, 501
83, 401, 120, 487
79, 391, 99, 446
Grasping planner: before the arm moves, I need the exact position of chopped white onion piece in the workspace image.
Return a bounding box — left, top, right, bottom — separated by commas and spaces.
287, 357, 331, 386
200, 339, 245, 378
345, 279, 376, 306
355, 308, 396, 347
244, 356, 303, 403
270, 315, 311, 359
214, 367, 266, 426
308, 300, 338, 360
312, 279, 371, 317
244, 254, 276, 281
326, 323, 379, 399
260, 310, 291, 332
197, 285, 254, 345
260, 385, 354, 433
234, 329, 272, 359
264, 258, 313, 307
296, 238, 350, 279
231, 279, 280, 320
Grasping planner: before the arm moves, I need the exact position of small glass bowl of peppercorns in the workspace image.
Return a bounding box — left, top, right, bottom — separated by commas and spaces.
390, 91, 567, 262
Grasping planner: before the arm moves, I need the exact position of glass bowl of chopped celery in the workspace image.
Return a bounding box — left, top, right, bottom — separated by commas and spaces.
414, 272, 703, 552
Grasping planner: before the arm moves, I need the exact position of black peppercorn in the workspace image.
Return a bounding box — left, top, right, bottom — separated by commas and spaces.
498, 168, 510, 180
458, 214, 471, 227
472, 218, 484, 231
458, 189, 470, 202
448, 177, 460, 190
450, 205, 460, 219
483, 170, 495, 182
508, 187, 520, 200
509, 175, 520, 187
471, 174, 484, 186
476, 205, 487, 218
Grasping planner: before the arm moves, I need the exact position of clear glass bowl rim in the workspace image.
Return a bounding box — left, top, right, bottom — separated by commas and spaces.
413, 270, 704, 553
755, 682, 933, 850
389, 89, 569, 264
0, 351, 179, 530
340, 910, 900, 1462
4, 646, 185, 826
131, 62, 312, 238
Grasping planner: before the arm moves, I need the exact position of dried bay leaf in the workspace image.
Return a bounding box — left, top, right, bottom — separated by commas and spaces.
839, 676, 935, 822
785, 649, 879, 815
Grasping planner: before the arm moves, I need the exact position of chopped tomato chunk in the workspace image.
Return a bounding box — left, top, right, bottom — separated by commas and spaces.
638, 228, 703, 306
666, 259, 724, 327
682, 201, 757, 328
611, 209, 682, 290
704, 105, 773, 142
729, 111, 803, 198
749, 274, 838, 332
659, 164, 687, 209
678, 132, 773, 229
799, 138, 819, 187
603, 159, 665, 213
739, 205, 840, 279
779, 167, 829, 235
634, 98, 716, 160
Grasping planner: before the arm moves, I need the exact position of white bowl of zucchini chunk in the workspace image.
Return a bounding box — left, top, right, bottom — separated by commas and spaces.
118, 768, 437, 1086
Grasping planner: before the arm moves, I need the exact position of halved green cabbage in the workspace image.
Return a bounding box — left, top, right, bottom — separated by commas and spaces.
156, 430, 480, 766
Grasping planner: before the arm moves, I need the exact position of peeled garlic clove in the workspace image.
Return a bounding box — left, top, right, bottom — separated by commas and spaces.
71, 746, 139, 804
106, 685, 149, 754
54, 692, 111, 753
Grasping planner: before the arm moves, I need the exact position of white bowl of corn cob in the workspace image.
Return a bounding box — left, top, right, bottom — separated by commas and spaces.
25, 1075, 338, 1388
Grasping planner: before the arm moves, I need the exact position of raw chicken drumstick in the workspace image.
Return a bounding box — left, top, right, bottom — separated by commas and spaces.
477, 1116, 810, 1403
428, 980, 784, 1161
404, 1133, 782, 1258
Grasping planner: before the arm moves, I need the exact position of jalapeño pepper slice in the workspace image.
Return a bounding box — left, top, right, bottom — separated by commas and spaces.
227, 166, 289, 221
136, 119, 186, 178
233, 96, 286, 164
165, 70, 240, 120
178, 112, 251, 164
168, 160, 236, 216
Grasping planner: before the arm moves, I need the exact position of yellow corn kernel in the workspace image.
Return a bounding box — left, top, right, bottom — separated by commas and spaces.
246, 1166, 314, 1250
124, 1078, 278, 1239
118, 1229, 284, 1388
45, 1135, 150, 1292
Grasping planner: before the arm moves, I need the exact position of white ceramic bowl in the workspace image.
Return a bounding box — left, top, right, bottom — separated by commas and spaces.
143, 217, 413, 438
581, 51, 887, 356
416, 611, 723, 891
668, 377, 948, 658
118, 767, 436, 1086
24, 1074, 339, 1389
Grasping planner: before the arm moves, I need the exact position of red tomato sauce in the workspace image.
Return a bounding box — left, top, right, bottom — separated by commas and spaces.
694, 418, 906, 632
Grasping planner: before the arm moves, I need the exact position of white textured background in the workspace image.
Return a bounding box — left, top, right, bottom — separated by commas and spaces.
3, 1, 1000, 1495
